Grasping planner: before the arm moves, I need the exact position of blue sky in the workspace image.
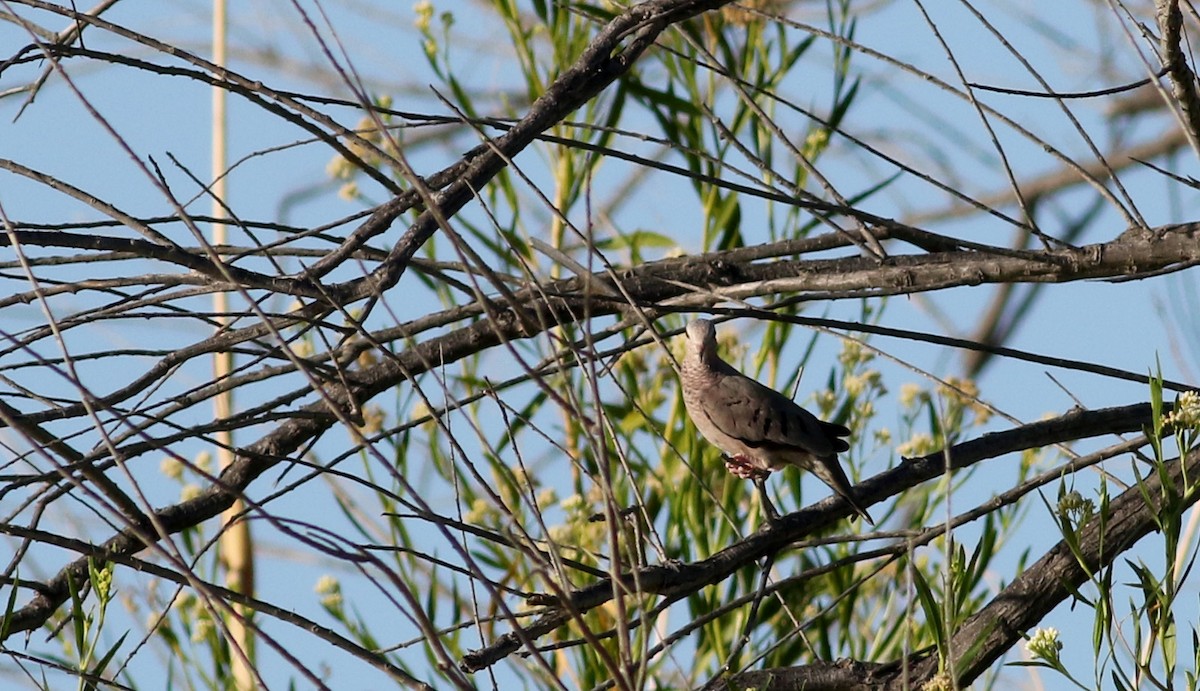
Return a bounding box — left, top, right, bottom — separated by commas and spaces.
1, 1, 1198, 688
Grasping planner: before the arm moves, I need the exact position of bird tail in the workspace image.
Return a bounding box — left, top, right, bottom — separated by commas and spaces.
812, 454, 874, 526
822, 421, 852, 453
845, 496, 875, 526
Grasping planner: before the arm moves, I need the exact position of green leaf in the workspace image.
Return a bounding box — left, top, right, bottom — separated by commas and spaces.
67, 569, 87, 663
0, 568, 19, 641
88, 630, 129, 683
911, 566, 946, 654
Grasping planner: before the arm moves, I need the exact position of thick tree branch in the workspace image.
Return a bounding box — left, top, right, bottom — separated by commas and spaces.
718, 446, 1200, 690
9, 222, 1192, 434
1156, 0, 1200, 152
898, 451, 1200, 687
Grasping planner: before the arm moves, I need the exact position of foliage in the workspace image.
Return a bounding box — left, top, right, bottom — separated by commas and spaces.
1, 0, 1199, 689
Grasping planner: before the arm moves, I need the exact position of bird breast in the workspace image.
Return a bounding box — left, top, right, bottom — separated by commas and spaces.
682, 363, 761, 464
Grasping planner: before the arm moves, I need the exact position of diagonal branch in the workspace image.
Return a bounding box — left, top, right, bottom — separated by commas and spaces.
12, 221, 1195, 432
723, 445, 1200, 690
1, 221, 1196, 643
458, 402, 1163, 672
326, 0, 736, 303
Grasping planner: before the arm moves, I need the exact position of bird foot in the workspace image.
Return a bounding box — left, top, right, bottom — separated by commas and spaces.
723, 454, 770, 481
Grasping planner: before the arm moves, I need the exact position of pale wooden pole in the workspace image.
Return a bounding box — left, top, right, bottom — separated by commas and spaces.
211, 1, 255, 687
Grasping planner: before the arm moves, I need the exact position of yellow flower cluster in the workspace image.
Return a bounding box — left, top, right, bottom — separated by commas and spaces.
938, 376, 993, 425
325, 96, 398, 200
413, 1, 434, 31
842, 370, 881, 398
899, 383, 926, 408
897, 432, 937, 458
356, 404, 386, 435
1057, 490, 1095, 524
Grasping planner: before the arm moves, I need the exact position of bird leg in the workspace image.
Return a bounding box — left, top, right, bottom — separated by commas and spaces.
752, 475, 780, 523
722, 455, 779, 523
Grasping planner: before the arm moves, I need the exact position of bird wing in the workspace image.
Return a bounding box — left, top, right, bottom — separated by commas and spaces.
704, 372, 846, 457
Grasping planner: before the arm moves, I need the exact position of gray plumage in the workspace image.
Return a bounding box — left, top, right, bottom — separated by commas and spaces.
680, 319, 873, 524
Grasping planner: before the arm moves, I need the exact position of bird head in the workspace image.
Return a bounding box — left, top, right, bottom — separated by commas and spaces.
685, 319, 718, 358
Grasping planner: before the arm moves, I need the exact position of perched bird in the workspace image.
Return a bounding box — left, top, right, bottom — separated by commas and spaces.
680, 318, 873, 524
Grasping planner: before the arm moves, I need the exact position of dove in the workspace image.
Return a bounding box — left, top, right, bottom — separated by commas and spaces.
680, 318, 873, 524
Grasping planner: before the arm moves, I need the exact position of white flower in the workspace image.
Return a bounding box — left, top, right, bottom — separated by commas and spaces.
920, 674, 954, 691
1167, 391, 1200, 428
315, 575, 343, 609
1026, 626, 1062, 661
